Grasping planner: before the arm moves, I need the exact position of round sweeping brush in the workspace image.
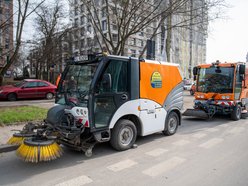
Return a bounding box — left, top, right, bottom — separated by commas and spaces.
7, 133, 33, 146
16, 137, 63, 163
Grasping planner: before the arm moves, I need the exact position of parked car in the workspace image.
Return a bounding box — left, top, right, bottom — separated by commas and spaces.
183, 81, 193, 90
190, 82, 196, 95
0, 79, 56, 101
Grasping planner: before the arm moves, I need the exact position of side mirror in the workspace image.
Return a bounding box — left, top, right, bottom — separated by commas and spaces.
21, 86, 25, 89
102, 73, 112, 91
239, 64, 245, 75
193, 67, 198, 76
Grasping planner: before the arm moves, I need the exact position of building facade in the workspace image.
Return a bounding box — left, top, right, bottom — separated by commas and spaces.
0, 0, 13, 75
70, 0, 208, 78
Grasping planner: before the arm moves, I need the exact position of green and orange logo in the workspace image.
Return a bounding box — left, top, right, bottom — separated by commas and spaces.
151, 71, 162, 88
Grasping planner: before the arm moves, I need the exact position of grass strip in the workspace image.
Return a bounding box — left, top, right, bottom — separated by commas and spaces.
0, 106, 48, 126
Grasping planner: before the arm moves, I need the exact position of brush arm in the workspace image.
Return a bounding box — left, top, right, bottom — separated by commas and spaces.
0, 144, 19, 153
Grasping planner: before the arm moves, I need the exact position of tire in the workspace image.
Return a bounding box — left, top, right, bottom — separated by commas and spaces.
231, 105, 241, 121
46, 92, 54, 100
163, 112, 179, 136
7, 93, 17, 101
110, 119, 137, 151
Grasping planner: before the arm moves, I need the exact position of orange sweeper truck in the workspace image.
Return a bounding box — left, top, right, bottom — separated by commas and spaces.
183, 60, 248, 120
1, 54, 183, 163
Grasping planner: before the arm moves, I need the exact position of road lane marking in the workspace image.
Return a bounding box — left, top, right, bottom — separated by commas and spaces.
199, 138, 223, 149
142, 157, 186, 177
55, 175, 92, 186
192, 133, 207, 139
228, 127, 245, 134
205, 128, 219, 132
107, 159, 137, 172
145, 148, 168, 157
173, 140, 190, 146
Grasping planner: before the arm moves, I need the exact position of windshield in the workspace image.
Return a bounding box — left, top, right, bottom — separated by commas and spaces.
197, 67, 234, 93
56, 62, 99, 106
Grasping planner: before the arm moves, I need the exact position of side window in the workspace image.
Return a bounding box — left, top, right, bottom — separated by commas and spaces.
24, 82, 38, 88
234, 66, 242, 99
98, 60, 128, 93
38, 82, 49, 87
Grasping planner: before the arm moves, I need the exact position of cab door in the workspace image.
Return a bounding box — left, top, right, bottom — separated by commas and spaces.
93, 59, 130, 129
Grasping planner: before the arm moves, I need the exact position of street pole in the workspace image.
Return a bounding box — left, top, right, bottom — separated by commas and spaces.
189, 0, 193, 79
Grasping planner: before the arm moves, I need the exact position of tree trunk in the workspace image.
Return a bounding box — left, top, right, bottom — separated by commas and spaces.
166, 0, 172, 62
0, 75, 3, 86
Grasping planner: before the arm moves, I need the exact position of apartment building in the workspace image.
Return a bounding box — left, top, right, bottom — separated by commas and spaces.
168, 0, 208, 78
70, 0, 208, 78
70, 0, 161, 59
0, 0, 13, 75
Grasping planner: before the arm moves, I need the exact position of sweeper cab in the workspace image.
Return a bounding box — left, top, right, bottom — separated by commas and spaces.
183, 60, 248, 120
3, 54, 183, 162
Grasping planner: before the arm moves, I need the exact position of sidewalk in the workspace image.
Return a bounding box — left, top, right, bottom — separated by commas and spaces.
0, 91, 194, 145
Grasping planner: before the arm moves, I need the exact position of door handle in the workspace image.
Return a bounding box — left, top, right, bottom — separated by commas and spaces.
121, 94, 128, 100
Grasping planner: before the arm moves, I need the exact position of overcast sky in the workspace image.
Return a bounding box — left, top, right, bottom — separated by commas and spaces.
206, 0, 248, 63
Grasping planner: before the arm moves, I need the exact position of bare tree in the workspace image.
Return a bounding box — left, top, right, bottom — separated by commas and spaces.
0, 0, 45, 86
78, 0, 227, 59
33, 0, 71, 82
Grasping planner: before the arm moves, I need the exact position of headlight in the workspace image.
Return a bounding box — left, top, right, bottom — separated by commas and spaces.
0, 90, 3, 93
221, 96, 230, 99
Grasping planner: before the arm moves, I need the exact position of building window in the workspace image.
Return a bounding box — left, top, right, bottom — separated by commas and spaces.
112, 34, 118, 42
80, 4, 84, 13
80, 16, 85, 25
63, 43, 68, 51
81, 27, 85, 36
87, 38, 92, 46
74, 30, 79, 39
74, 41, 79, 49
75, 6, 78, 16
94, 0, 100, 6
80, 39, 85, 48
130, 49, 136, 57
74, 18, 79, 27
102, 7, 107, 18
130, 38, 136, 46
139, 31, 144, 36
102, 20, 107, 31
87, 25, 92, 33
87, 13, 91, 23
112, 24, 117, 30
139, 39, 144, 47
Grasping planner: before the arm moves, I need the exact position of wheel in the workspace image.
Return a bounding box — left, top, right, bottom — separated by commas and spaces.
163, 112, 179, 136
46, 92, 53, 100
7, 93, 17, 101
231, 105, 241, 121
110, 119, 137, 151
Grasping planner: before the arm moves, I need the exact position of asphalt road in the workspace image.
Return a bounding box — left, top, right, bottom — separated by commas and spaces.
0, 92, 248, 186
